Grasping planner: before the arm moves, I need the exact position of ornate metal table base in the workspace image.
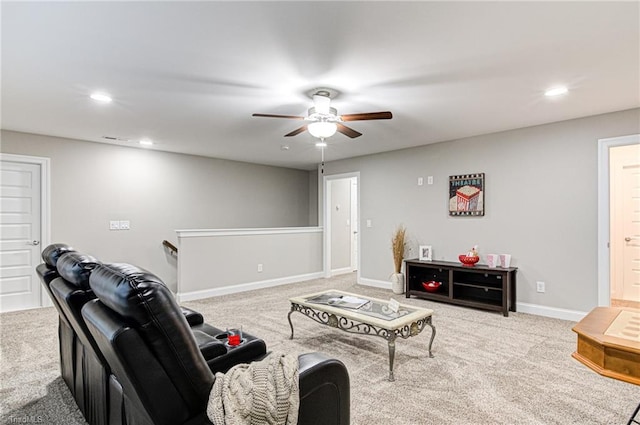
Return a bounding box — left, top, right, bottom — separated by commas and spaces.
628, 401, 640, 425
288, 303, 436, 381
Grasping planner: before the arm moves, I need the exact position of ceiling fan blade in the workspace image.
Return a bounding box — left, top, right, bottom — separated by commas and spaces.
252, 113, 305, 120
336, 123, 362, 138
284, 125, 308, 137
340, 111, 393, 121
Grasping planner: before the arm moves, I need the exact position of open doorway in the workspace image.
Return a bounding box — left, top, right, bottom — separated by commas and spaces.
323, 173, 360, 280
598, 134, 640, 308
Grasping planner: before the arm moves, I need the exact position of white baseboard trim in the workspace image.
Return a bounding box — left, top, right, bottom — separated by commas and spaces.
176, 271, 324, 303
516, 302, 588, 322
358, 277, 392, 290
331, 267, 354, 276
178, 274, 587, 322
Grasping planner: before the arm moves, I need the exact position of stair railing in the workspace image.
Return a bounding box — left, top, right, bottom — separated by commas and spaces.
162, 240, 178, 257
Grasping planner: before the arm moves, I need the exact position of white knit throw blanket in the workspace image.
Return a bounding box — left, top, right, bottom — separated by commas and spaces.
207, 353, 299, 425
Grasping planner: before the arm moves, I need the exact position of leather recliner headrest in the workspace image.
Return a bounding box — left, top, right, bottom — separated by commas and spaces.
41, 243, 76, 267
88, 262, 215, 412
88, 263, 171, 326
57, 252, 100, 290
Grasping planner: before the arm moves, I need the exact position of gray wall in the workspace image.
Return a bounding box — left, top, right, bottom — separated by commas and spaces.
177, 228, 322, 297
308, 170, 318, 226
322, 108, 640, 313
1, 130, 312, 291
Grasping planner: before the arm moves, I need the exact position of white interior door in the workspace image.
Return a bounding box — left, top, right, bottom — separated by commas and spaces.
621, 164, 640, 301
598, 135, 640, 306
329, 178, 352, 274
350, 177, 358, 271
0, 159, 43, 312
323, 172, 360, 280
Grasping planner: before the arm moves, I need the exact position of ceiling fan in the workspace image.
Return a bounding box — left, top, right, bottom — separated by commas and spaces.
252, 90, 392, 139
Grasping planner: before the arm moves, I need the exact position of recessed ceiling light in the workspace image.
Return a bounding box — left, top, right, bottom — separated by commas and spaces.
545, 86, 568, 97
90, 92, 112, 103
139, 140, 153, 146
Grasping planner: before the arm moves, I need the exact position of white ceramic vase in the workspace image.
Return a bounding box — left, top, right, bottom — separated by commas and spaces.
390, 272, 405, 294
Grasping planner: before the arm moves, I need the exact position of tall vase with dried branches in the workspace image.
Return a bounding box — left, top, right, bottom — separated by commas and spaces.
391, 225, 406, 294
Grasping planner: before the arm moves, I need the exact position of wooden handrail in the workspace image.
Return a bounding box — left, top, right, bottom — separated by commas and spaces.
162, 240, 178, 256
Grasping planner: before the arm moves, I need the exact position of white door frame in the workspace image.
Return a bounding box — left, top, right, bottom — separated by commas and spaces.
350, 177, 358, 271
597, 134, 640, 306
0, 153, 51, 307
322, 171, 360, 281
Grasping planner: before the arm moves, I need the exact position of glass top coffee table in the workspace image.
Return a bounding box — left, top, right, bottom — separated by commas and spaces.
288, 289, 436, 381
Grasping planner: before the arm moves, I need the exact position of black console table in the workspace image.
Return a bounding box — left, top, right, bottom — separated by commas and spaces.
404, 259, 517, 316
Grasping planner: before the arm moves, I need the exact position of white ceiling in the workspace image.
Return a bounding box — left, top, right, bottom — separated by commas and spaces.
2, 1, 639, 170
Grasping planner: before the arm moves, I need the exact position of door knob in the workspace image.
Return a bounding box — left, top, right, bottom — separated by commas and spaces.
27, 240, 40, 246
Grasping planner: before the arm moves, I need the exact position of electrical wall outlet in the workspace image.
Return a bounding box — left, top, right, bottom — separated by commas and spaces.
110, 220, 131, 230
536, 281, 545, 293
427, 176, 434, 185
257, 263, 263, 273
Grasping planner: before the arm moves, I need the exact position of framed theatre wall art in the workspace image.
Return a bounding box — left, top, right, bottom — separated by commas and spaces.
449, 173, 485, 216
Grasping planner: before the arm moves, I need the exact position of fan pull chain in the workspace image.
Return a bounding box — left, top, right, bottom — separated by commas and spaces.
320, 141, 325, 174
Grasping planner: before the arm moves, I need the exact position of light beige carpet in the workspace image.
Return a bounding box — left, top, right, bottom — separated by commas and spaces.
1, 273, 638, 424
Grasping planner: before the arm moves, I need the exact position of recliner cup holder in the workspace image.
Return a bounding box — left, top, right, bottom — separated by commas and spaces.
215, 333, 245, 346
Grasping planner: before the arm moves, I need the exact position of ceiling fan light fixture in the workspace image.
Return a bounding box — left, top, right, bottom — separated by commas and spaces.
313, 93, 331, 114
308, 106, 337, 118
308, 121, 337, 138
252, 88, 390, 140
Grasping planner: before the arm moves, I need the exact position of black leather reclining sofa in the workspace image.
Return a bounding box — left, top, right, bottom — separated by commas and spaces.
36, 243, 350, 425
